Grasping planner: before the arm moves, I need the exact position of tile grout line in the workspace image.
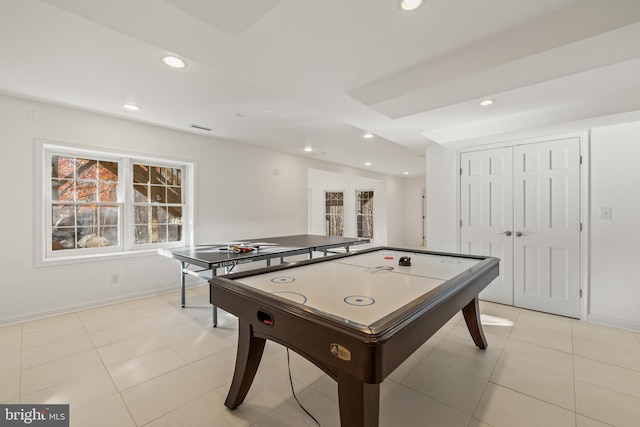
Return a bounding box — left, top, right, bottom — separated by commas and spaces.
571, 317, 578, 427
79, 303, 139, 427
18, 322, 23, 404
468, 305, 521, 426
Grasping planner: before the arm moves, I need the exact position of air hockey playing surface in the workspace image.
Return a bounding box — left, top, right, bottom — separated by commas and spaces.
233, 248, 484, 329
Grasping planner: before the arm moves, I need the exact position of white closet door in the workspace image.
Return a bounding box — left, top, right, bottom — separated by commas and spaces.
512, 138, 581, 317
460, 147, 514, 305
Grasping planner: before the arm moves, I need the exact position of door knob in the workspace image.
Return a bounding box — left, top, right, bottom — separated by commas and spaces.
515, 231, 527, 237
499, 231, 512, 236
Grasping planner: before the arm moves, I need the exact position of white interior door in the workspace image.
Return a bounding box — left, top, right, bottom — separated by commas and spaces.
460, 138, 581, 318
460, 147, 514, 305
513, 138, 581, 317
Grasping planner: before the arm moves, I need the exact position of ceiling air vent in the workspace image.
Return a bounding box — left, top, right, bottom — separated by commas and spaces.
190, 124, 212, 131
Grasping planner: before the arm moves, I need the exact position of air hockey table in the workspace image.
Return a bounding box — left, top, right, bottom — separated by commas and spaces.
209, 246, 499, 427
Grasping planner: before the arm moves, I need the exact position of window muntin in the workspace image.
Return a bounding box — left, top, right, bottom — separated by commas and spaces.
356, 190, 374, 238
325, 191, 344, 236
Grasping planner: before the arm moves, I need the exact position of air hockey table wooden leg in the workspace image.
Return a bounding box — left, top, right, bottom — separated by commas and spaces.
462, 297, 488, 349
224, 320, 266, 410
337, 373, 380, 427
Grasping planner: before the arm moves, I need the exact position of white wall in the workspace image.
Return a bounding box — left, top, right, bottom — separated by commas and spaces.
307, 168, 416, 247
589, 123, 640, 330
403, 176, 426, 247
308, 169, 382, 241
0, 93, 414, 325
425, 143, 458, 252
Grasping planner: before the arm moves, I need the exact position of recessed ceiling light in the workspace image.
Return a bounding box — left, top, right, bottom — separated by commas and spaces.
122, 104, 140, 111
364, 162, 372, 166
480, 99, 494, 107
304, 147, 313, 152
162, 55, 187, 69
399, 0, 423, 11
403, 171, 410, 175
363, 132, 374, 139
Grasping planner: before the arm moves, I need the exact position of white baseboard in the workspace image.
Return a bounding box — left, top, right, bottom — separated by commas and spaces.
586, 313, 640, 332
0, 281, 207, 327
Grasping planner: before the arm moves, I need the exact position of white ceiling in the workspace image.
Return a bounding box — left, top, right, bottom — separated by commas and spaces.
2, 0, 640, 176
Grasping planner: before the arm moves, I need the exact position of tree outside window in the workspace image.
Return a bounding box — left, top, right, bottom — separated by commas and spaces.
356, 190, 374, 238
133, 164, 183, 244
325, 191, 344, 236
51, 156, 119, 250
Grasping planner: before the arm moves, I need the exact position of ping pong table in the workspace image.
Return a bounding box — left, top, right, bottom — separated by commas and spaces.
158, 234, 370, 326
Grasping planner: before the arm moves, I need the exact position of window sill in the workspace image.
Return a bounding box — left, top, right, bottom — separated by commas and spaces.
38, 247, 163, 267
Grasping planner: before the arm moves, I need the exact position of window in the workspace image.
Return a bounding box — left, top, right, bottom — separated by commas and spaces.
133, 164, 183, 244
45, 143, 190, 259
325, 191, 344, 236
356, 190, 374, 238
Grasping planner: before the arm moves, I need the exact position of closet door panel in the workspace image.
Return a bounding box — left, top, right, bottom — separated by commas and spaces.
513, 138, 581, 318
460, 147, 514, 305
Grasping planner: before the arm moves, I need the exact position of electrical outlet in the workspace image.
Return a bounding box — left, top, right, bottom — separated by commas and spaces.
110, 273, 119, 284
26, 108, 38, 122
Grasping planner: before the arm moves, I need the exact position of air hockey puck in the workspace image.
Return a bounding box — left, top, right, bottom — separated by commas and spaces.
399, 256, 411, 266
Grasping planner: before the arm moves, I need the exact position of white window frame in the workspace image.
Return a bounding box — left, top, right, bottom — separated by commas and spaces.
37, 140, 194, 264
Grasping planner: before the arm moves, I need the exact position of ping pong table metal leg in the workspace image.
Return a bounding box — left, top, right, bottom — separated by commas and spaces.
211, 269, 218, 328
462, 297, 488, 349
180, 261, 186, 308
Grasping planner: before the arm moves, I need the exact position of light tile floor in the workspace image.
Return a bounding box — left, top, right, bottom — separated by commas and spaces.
2, 286, 640, 426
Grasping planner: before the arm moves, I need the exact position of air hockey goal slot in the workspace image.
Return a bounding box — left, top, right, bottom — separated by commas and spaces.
257, 310, 274, 326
